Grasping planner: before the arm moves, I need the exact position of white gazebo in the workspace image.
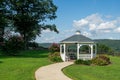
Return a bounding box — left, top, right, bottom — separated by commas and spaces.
60, 31, 97, 62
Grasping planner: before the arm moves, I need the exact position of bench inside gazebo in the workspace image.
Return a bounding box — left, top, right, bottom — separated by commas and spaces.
60, 30, 97, 62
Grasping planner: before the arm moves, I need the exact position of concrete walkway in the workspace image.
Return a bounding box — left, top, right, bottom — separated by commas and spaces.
35, 62, 73, 80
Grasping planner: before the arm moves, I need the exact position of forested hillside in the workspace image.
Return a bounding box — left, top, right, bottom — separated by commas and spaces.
38, 39, 120, 52
95, 39, 120, 52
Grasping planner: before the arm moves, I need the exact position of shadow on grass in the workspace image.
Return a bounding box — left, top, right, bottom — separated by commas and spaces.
19, 50, 49, 58
0, 50, 50, 59
0, 61, 3, 63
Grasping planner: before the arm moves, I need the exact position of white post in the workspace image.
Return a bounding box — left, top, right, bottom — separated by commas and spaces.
64, 44, 66, 61
90, 45, 93, 59
60, 44, 62, 54
89, 46, 91, 54
95, 44, 97, 57
60, 44, 64, 61
77, 43, 80, 60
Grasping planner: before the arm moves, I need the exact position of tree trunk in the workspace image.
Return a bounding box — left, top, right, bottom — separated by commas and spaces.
23, 33, 27, 50
23, 33, 28, 50
0, 27, 4, 42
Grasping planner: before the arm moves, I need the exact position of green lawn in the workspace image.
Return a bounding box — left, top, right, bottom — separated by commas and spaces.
0, 50, 52, 80
63, 56, 120, 80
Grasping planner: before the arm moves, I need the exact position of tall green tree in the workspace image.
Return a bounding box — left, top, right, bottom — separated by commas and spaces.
0, 0, 7, 43
7, 0, 58, 49
97, 43, 113, 54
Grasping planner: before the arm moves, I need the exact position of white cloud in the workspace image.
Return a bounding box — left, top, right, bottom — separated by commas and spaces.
42, 29, 51, 33
35, 29, 75, 43
86, 13, 103, 24
44, 37, 56, 42
89, 24, 96, 31
100, 30, 111, 33
73, 13, 104, 31
97, 22, 116, 30
109, 37, 114, 40
83, 31, 92, 37
73, 19, 88, 28
35, 13, 120, 43
114, 27, 120, 32
73, 13, 103, 29
73, 13, 120, 35
104, 30, 111, 33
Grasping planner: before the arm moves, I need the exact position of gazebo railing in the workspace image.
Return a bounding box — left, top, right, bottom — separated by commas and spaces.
79, 54, 95, 60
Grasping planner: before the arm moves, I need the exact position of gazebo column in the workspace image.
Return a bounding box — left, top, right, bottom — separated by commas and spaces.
60, 44, 63, 61
63, 44, 66, 61
60, 44, 62, 54
60, 44, 66, 61
95, 44, 97, 57
77, 43, 80, 60
90, 44, 93, 59
60, 44, 63, 54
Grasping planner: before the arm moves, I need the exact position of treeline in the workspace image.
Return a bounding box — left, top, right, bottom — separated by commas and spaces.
95, 39, 120, 52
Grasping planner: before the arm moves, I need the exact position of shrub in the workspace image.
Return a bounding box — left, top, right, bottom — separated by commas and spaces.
1, 36, 24, 56
74, 59, 91, 65
92, 55, 111, 66
49, 43, 60, 53
28, 42, 39, 49
83, 60, 92, 65
48, 52, 62, 62
74, 59, 84, 64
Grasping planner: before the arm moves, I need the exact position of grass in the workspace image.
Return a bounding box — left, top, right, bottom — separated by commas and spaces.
63, 56, 120, 80
0, 50, 52, 80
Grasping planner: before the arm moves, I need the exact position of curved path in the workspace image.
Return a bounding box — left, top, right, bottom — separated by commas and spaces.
35, 62, 73, 80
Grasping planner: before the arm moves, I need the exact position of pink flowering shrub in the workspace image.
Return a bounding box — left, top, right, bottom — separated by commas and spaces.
49, 43, 62, 62
49, 43, 60, 52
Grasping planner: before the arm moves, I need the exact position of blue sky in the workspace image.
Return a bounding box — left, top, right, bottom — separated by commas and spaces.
35, 0, 120, 43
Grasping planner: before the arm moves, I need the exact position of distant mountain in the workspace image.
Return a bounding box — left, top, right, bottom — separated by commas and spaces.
38, 43, 52, 48
38, 39, 120, 52
95, 39, 120, 52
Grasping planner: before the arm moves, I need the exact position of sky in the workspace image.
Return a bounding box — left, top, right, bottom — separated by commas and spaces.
35, 0, 120, 43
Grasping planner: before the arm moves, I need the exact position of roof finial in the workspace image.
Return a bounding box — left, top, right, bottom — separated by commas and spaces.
75, 30, 81, 35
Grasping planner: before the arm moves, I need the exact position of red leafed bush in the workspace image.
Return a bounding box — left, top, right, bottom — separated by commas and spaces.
92, 55, 111, 66
49, 43, 60, 52
48, 52, 62, 62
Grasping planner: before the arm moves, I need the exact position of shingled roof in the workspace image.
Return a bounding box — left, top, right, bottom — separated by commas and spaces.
61, 31, 94, 43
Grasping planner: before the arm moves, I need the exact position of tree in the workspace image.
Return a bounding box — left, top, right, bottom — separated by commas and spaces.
7, 0, 58, 49
2, 35, 24, 55
97, 43, 113, 54
0, 0, 8, 43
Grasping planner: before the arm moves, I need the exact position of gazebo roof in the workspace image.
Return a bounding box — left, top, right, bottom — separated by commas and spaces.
61, 31, 95, 43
